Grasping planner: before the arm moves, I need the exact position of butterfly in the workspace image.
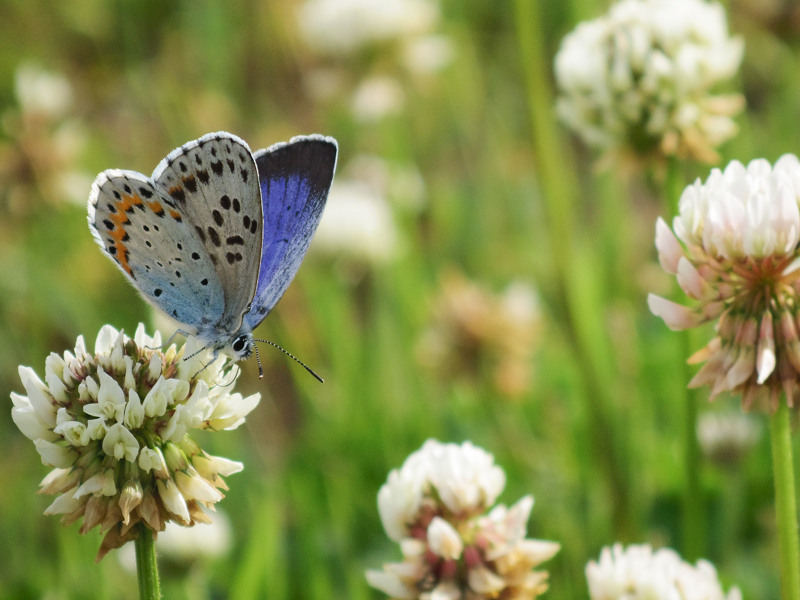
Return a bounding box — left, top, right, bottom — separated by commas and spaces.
88, 131, 337, 375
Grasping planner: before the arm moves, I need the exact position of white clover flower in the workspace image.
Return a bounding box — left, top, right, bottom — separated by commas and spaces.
351, 76, 406, 123
10, 323, 260, 561
697, 411, 761, 466
649, 156, 800, 411
312, 180, 400, 264
367, 439, 559, 600
15, 64, 73, 118
586, 543, 741, 600
156, 510, 232, 562
554, 0, 744, 166
403, 35, 454, 74
297, 0, 439, 55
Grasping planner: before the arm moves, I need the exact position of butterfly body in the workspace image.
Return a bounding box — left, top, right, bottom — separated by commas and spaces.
88, 132, 337, 364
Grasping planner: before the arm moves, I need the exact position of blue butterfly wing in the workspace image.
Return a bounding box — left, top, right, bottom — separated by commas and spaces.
243, 135, 338, 330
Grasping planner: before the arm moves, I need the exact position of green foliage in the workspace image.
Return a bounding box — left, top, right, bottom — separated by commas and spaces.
0, 0, 797, 598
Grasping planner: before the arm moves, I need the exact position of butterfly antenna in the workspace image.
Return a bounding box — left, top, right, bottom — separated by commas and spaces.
253, 339, 324, 383
252, 342, 264, 380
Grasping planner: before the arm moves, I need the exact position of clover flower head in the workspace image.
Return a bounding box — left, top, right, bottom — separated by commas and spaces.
554, 0, 744, 167
649, 156, 800, 411
312, 178, 400, 264
297, 0, 439, 55
367, 439, 559, 600
697, 411, 761, 467
416, 271, 541, 398
586, 543, 741, 600
11, 324, 260, 560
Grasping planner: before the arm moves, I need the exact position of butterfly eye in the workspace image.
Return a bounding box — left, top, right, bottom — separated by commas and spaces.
233, 338, 246, 352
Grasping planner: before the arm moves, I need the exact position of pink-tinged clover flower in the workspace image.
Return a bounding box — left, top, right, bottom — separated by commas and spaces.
649, 155, 800, 411
586, 543, 741, 600
10, 324, 259, 560
366, 439, 559, 600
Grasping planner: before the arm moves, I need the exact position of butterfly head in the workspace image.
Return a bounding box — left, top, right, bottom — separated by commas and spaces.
225, 332, 255, 361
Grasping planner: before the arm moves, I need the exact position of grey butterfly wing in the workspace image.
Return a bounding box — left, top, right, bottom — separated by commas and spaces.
244, 135, 337, 331
88, 170, 224, 331
151, 132, 263, 334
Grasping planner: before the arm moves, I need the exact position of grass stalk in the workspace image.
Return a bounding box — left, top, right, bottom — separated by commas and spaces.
514, 0, 632, 538
663, 158, 704, 560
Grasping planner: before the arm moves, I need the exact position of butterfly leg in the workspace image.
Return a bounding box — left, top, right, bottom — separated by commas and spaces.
146, 329, 193, 351
191, 348, 222, 379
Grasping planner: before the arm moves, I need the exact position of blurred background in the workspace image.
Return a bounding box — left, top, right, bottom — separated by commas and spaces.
0, 0, 798, 598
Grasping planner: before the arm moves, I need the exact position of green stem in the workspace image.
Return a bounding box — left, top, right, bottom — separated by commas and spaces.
514, 0, 632, 538
681, 331, 703, 561
663, 157, 703, 560
770, 398, 800, 600
135, 524, 161, 600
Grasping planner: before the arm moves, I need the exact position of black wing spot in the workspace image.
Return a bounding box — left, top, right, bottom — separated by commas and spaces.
153, 225, 160, 231
211, 160, 223, 176
226, 158, 235, 173
145, 241, 152, 247
250, 219, 258, 234
208, 227, 221, 247
201, 278, 208, 286
153, 206, 166, 218
175, 271, 181, 278
177, 243, 182, 250
143, 225, 150, 232
113, 191, 121, 199
109, 246, 117, 255
191, 252, 200, 260
220, 195, 231, 210
157, 261, 163, 267
286, 205, 292, 211
243, 215, 250, 228
226, 235, 244, 245
179, 162, 187, 173
238, 152, 245, 163
235, 252, 242, 262
154, 289, 163, 297
172, 309, 178, 317
125, 204, 135, 214
123, 184, 131, 193
195, 226, 206, 242
170, 282, 175, 287
197, 170, 210, 184
145, 265, 151, 272
210, 147, 217, 157
225, 144, 231, 153
106, 203, 117, 213
121, 232, 130, 242
103, 219, 115, 230
226, 252, 236, 264
139, 187, 153, 198
182, 175, 197, 193
233, 198, 240, 213
195, 154, 202, 165
213, 210, 224, 226
169, 187, 186, 203
240, 168, 248, 183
